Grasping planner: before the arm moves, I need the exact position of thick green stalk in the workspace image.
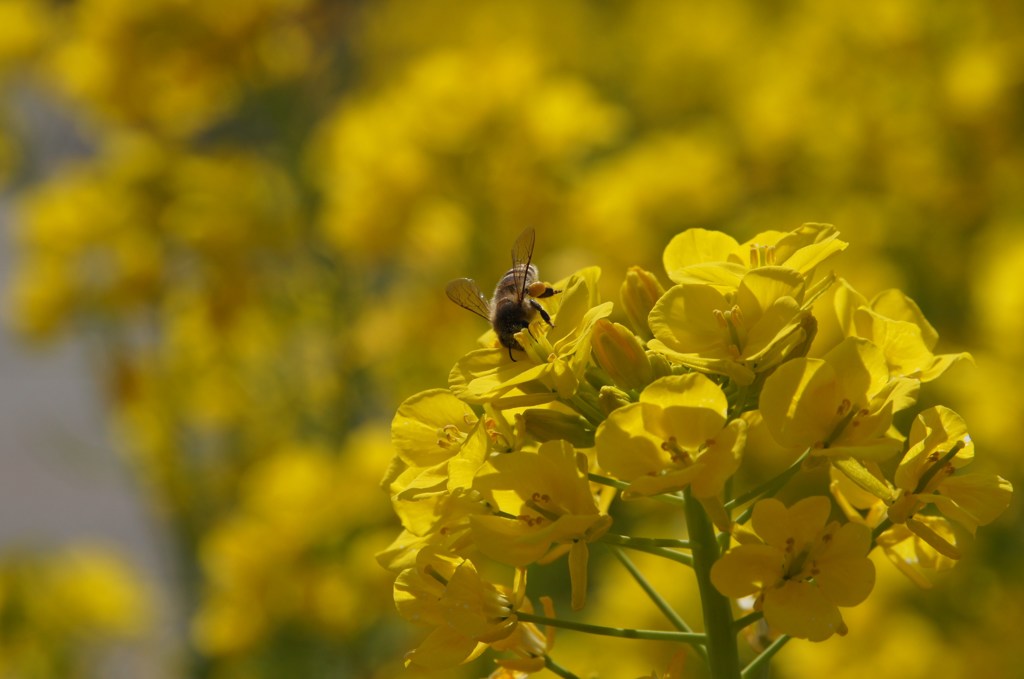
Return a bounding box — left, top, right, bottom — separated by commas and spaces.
685, 490, 741, 679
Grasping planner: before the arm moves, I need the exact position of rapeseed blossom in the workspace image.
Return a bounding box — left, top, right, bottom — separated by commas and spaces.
711, 497, 874, 641
382, 224, 1012, 677
2, 2, 1020, 678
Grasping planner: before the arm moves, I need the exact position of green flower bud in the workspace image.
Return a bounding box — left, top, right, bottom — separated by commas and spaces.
592, 319, 653, 392
522, 409, 595, 448
598, 385, 633, 416
646, 350, 673, 380
620, 266, 665, 339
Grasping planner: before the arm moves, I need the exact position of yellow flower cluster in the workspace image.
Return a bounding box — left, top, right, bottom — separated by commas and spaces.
0, 546, 149, 678
382, 224, 1012, 676
192, 435, 396, 663
45, 0, 318, 137
1, 0, 1021, 676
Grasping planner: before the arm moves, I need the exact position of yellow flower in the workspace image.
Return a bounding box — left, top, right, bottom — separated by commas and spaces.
711, 497, 875, 641
886, 406, 1012, 557
595, 373, 746, 501
874, 519, 960, 589
648, 267, 816, 385
662, 223, 847, 288
0, 547, 151, 678
648, 224, 847, 384
378, 487, 486, 573
47, 546, 151, 636
835, 279, 971, 382
390, 388, 488, 494
394, 550, 523, 669
489, 596, 556, 676
470, 440, 612, 610
758, 336, 916, 461
0, 0, 51, 64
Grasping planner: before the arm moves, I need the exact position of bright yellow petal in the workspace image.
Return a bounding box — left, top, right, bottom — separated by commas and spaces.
649, 284, 732, 356
854, 308, 949, 380
547, 266, 603, 345
735, 267, 804, 323
813, 524, 874, 606
449, 348, 551, 403
773, 223, 847, 275
763, 581, 843, 641
662, 228, 740, 284
869, 288, 939, 349
822, 337, 889, 406
758, 358, 837, 448
741, 297, 803, 361
645, 340, 758, 385
877, 518, 959, 588
640, 373, 727, 414
392, 389, 477, 467
469, 515, 552, 567
711, 543, 783, 597
624, 465, 705, 498
834, 278, 869, 337
405, 626, 486, 669
595, 403, 667, 481
689, 418, 746, 499
750, 497, 831, 551
907, 517, 961, 560
934, 473, 1013, 528
896, 406, 974, 490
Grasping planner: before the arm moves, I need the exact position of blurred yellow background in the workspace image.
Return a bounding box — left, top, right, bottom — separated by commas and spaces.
0, 0, 1021, 677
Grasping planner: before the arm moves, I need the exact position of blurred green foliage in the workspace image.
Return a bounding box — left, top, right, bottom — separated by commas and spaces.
1, 0, 1021, 677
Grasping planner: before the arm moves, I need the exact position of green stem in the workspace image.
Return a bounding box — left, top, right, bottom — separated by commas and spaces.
516, 612, 706, 646
733, 611, 763, 632
607, 545, 705, 660
684, 489, 741, 679
725, 447, 812, 511
603, 534, 690, 549
544, 655, 578, 679
601, 534, 693, 567
741, 634, 791, 678
588, 474, 687, 507
568, 383, 607, 426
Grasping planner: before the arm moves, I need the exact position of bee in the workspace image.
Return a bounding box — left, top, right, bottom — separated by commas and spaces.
446, 228, 561, 361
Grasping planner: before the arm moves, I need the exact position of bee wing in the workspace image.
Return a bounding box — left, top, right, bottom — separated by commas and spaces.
510, 227, 536, 301
446, 278, 492, 320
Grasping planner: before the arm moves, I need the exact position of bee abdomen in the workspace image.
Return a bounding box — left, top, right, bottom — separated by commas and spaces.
494, 264, 538, 295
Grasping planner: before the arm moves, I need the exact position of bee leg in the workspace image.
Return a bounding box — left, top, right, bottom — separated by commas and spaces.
530, 300, 555, 327
528, 281, 561, 299
535, 286, 560, 299
509, 346, 516, 362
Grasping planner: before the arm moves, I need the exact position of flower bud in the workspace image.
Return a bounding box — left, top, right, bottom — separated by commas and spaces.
521, 409, 595, 448
620, 266, 664, 339
646, 350, 673, 380
598, 385, 632, 416
592, 319, 653, 392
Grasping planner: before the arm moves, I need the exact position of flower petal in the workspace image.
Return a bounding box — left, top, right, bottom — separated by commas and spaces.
763, 580, 844, 641
711, 543, 783, 598
813, 524, 875, 606
752, 496, 830, 551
